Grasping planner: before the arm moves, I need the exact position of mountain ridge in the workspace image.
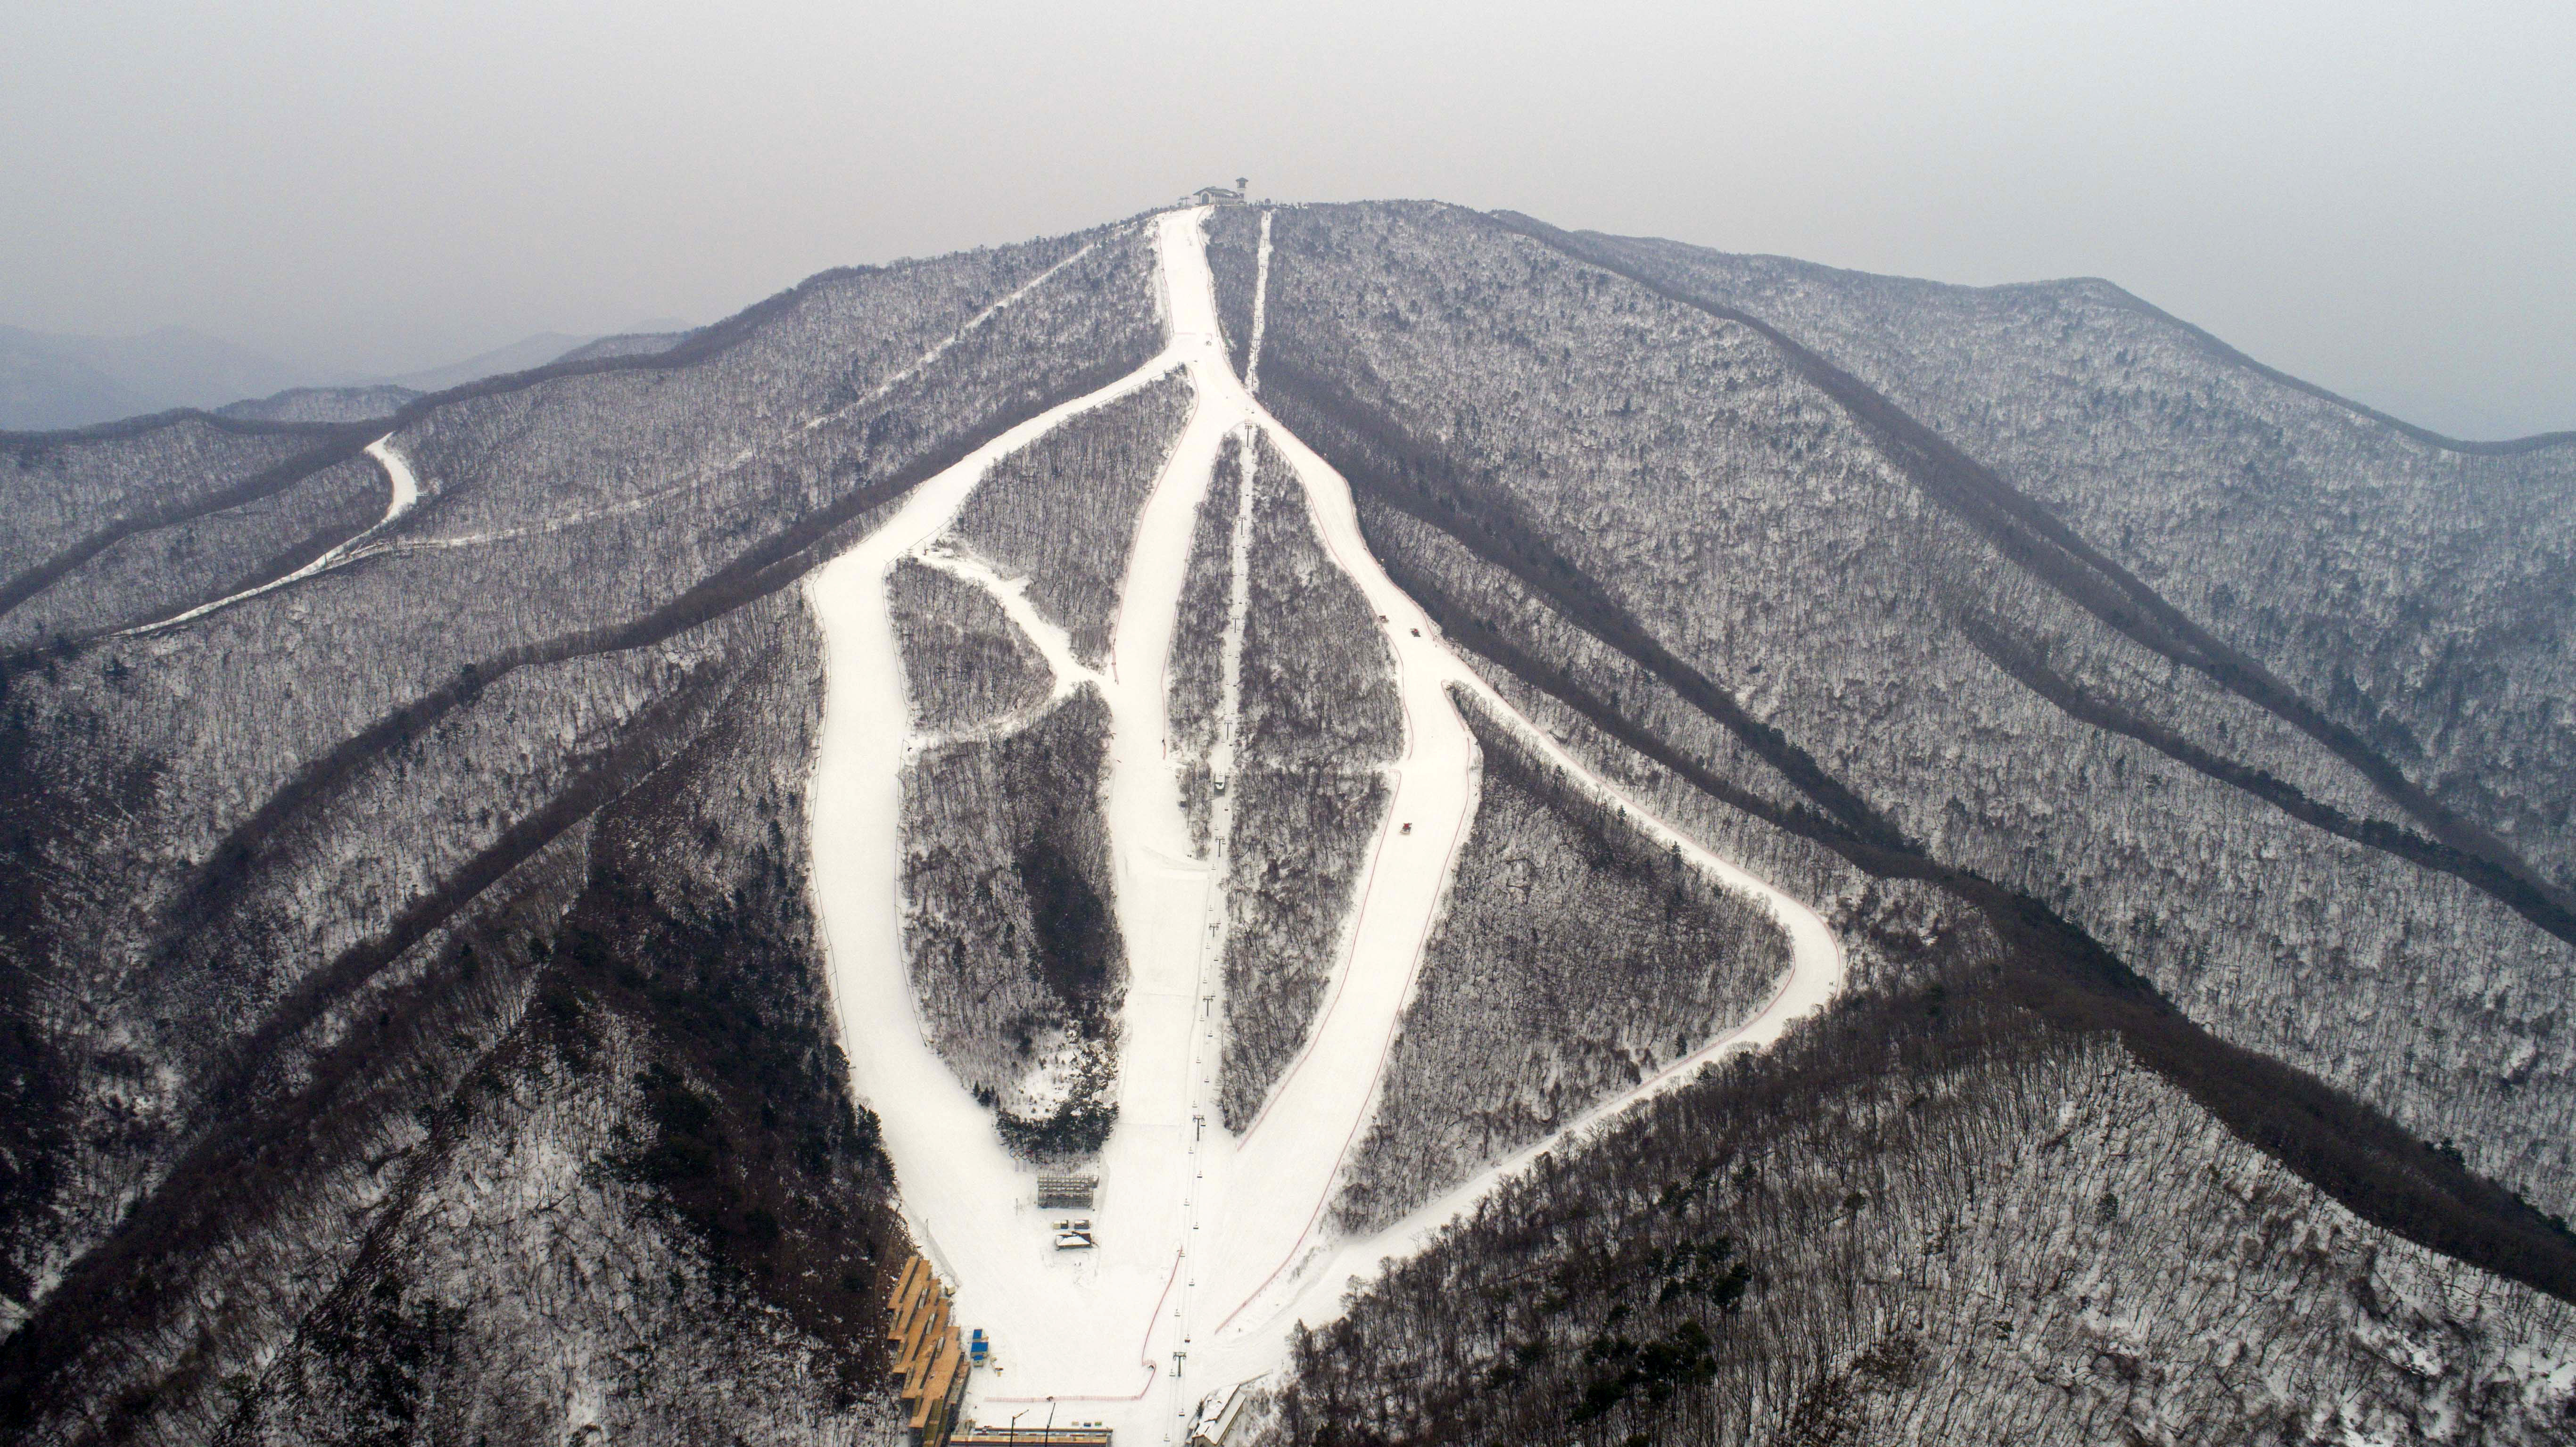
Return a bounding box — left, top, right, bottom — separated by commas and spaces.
3, 199, 2571, 1445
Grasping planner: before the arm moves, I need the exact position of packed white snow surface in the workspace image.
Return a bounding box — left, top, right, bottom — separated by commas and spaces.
805, 208, 1847, 1443
124, 434, 422, 635
909, 543, 1100, 748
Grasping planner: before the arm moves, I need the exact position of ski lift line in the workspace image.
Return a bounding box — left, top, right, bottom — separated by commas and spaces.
1135, 395, 1222, 767
809, 311, 1239, 1422
1204, 691, 1844, 1342
812, 206, 1842, 1428
1206, 760, 1480, 1337
1218, 419, 1446, 1144
1243, 211, 1274, 393
805, 239, 1105, 433
1243, 387, 1836, 953
1192, 248, 1845, 1350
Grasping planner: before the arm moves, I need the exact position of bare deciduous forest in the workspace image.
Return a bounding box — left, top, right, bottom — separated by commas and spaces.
947, 370, 1194, 666
0, 221, 1161, 1439
889, 555, 1052, 733
5, 192, 2573, 1446
1334, 699, 1791, 1233
900, 689, 1126, 1156
1243, 200, 2576, 1230
1205, 432, 1404, 1128
1277, 965, 2576, 1447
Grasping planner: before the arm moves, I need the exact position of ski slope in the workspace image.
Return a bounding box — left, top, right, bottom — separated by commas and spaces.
804, 207, 1846, 1442
124, 435, 421, 635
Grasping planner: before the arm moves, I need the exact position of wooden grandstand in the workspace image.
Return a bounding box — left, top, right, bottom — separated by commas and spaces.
888, 1254, 973, 1447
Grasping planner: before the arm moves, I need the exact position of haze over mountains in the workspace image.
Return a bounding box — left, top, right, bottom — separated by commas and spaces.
0, 320, 696, 432
2, 198, 2572, 1447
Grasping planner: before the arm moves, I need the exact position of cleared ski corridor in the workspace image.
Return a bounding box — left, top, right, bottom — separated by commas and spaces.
124, 435, 421, 635
804, 207, 1846, 1442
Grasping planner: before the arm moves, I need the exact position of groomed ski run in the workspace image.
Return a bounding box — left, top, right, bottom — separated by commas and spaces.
804, 206, 1847, 1443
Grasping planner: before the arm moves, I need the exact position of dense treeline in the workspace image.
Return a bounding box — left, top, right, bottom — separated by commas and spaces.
1240, 200, 2576, 1232
1334, 698, 1791, 1233
0, 220, 1160, 1367
1271, 962, 2576, 1446
1591, 230, 2576, 891
216, 622, 905, 1445
0, 219, 1166, 1441
901, 689, 1126, 1156
888, 555, 1053, 733
3, 602, 911, 1443
10, 193, 2576, 1444
1219, 767, 1390, 1130
1236, 432, 1402, 766
1167, 433, 1243, 853
948, 370, 1193, 666
1215, 432, 1405, 1126
0, 419, 339, 644
1205, 207, 1265, 380
4, 453, 388, 650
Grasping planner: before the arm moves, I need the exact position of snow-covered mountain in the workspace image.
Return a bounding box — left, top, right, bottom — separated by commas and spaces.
2, 201, 2571, 1446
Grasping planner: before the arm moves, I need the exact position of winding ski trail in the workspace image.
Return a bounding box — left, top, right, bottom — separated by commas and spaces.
805, 207, 1845, 1441
115, 244, 1101, 640
124, 436, 421, 636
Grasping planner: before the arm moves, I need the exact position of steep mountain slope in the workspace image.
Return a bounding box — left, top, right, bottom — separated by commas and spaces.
1275, 963, 2576, 1447
3, 198, 2571, 1447
1226, 199, 2576, 1235
1571, 230, 2576, 902
1333, 700, 1792, 1234
1186, 430, 1404, 1129
0, 221, 1160, 1441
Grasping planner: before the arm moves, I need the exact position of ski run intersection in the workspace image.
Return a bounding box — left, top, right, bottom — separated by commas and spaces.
806, 208, 1846, 1443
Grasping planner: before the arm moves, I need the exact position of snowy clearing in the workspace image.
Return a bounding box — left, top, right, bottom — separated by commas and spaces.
805, 208, 1845, 1442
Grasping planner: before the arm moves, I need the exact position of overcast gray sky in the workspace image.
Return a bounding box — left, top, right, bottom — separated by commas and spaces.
6, 0, 2569, 437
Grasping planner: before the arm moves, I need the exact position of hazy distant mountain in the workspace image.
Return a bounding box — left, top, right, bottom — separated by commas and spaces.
549, 328, 698, 365
215, 384, 424, 424
380, 332, 593, 392
2, 203, 2571, 1447
1, 320, 702, 432
0, 324, 307, 430
208, 330, 700, 425
385, 321, 697, 392
0, 340, 151, 432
